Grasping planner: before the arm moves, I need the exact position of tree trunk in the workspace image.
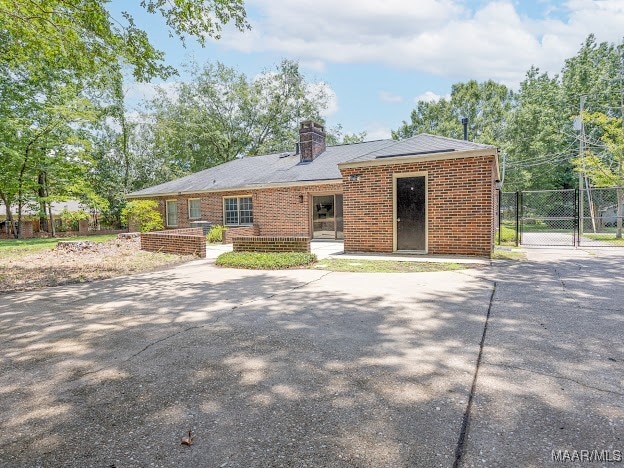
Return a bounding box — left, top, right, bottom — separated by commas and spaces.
0, 191, 17, 237
37, 171, 49, 232
44, 172, 55, 237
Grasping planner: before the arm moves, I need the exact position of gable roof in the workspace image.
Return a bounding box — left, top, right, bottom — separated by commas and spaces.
129, 134, 496, 197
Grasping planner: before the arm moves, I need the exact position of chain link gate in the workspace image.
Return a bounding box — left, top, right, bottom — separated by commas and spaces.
498, 188, 624, 247
579, 187, 624, 247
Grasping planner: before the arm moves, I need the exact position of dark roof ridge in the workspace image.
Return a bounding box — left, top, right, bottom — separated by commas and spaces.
417, 132, 496, 148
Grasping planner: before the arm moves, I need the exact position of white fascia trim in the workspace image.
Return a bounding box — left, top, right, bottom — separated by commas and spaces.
127, 179, 343, 199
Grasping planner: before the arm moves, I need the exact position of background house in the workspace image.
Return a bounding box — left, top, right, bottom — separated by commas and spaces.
129, 121, 499, 256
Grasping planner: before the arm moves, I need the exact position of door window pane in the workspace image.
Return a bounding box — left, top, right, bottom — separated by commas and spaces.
396, 177, 426, 250
335, 194, 344, 240
313, 195, 335, 239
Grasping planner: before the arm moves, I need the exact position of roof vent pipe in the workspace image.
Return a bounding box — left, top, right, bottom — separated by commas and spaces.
461, 117, 468, 141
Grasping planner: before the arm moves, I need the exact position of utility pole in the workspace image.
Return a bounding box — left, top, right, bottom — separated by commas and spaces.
579, 95, 585, 236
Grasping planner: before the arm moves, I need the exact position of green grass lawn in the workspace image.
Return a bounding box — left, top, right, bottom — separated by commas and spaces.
0, 235, 118, 257
216, 251, 317, 269
491, 248, 526, 260
313, 258, 470, 273
583, 233, 624, 245
496, 225, 518, 246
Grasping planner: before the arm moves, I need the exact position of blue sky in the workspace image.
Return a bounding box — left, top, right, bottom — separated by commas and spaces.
109, 0, 624, 140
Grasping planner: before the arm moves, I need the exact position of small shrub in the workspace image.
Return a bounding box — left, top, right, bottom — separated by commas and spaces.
216, 251, 316, 269
207, 224, 227, 243
496, 225, 517, 246
58, 208, 90, 231
121, 200, 164, 232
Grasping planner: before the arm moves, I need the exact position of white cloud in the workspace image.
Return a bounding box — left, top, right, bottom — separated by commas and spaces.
310, 82, 339, 117
301, 59, 327, 73
123, 81, 180, 102
414, 91, 450, 103
379, 91, 404, 103
363, 123, 392, 141
218, 0, 624, 85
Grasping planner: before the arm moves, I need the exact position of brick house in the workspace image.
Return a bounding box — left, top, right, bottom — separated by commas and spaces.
128, 121, 500, 256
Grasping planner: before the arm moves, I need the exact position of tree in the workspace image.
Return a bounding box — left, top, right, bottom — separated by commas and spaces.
392, 35, 624, 192
121, 200, 164, 232
0, 0, 249, 82
0, 59, 99, 237
141, 60, 331, 178
573, 112, 624, 238
393, 80, 513, 146
503, 67, 573, 190
326, 124, 367, 145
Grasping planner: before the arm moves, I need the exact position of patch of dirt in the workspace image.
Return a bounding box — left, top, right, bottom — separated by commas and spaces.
0, 237, 195, 293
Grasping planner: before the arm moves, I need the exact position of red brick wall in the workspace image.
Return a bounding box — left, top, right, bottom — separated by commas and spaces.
134, 155, 496, 257
223, 225, 259, 244
147, 183, 341, 238
233, 236, 310, 253
140, 228, 206, 258
340, 155, 497, 257
18, 221, 33, 239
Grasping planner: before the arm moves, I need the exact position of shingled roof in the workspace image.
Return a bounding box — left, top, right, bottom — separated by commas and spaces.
129, 134, 495, 197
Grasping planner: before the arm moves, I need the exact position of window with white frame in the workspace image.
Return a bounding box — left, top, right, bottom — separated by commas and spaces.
188, 199, 201, 219
224, 196, 253, 225
166, 200, 178, 226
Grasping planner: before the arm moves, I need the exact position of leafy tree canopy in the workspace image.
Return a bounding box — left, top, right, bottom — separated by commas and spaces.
0, 0, 250, 81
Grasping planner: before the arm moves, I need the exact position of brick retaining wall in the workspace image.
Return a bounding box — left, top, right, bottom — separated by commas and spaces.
223, 225, 260, 244
141, 227, 206, 257
233, 236, 310, 253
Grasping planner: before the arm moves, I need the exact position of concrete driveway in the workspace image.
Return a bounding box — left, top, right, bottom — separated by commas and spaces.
0, 248, 622, 467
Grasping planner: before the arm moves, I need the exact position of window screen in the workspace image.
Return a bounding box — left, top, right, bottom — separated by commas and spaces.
224, 197, 253, 225
166, 200, 178, 226
188, 199, 201, 219
224, 198, 239, 225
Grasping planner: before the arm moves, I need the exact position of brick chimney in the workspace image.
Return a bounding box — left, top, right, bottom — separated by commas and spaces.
299, 120, 326, 163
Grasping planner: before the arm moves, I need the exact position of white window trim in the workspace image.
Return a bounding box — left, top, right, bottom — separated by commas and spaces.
188, 198, 201, 220
223, 195, 253, 226
165, 199, 178, 227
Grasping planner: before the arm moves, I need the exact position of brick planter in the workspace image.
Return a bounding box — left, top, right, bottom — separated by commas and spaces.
233, 236, 310, 253
140, 228, 206, 257
223, 225, 260, 244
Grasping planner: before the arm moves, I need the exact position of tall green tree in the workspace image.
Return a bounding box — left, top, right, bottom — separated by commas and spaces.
141, 60, 331, 179
503, 67, 573, 190
573, 112, 624, 238
393, 80, 513, 146
0, 62, 98, 237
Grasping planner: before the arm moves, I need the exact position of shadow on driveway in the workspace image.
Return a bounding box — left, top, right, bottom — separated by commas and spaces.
0, 263, 491, 467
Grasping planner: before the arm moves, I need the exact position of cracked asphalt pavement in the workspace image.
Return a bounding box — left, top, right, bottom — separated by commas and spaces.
0, 248, 622, 467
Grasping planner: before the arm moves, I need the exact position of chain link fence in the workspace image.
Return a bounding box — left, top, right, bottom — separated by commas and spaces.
498, 191, 519, 246
498, 188, 624, 247
579, 187, 624, 246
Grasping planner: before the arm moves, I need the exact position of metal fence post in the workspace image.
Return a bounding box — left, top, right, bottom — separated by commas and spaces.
498, 189, 502, 246
575, 188, 580, 247
515, 191, 520, 247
